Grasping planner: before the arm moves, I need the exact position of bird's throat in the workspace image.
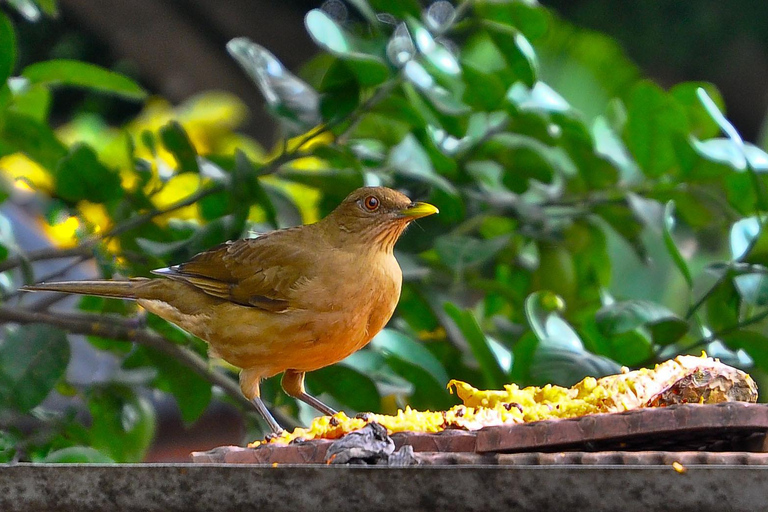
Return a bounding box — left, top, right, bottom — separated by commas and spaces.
367, 220, 411, 254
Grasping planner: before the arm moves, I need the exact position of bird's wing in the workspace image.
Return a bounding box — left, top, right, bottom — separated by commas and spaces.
152, 229, 316, 312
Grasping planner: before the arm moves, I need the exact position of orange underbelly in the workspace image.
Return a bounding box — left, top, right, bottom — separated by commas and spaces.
205, 305, 381, 377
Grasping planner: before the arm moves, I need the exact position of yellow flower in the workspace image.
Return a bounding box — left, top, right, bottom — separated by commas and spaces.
150, 173, 202, 222
42, 214, 81, 248
0, 153, 53, 192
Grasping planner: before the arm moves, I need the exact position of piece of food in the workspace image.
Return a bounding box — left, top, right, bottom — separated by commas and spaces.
251, 353, 758, 446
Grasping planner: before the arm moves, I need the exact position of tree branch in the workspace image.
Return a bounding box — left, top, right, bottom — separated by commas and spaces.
684, 308, 768, 355
0, 246, 93, 274
0, 305, 296, 429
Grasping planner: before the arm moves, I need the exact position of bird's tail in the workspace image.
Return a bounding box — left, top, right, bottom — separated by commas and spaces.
20, 279, 150, 299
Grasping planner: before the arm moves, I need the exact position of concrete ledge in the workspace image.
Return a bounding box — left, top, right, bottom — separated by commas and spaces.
2, 463, 768, 512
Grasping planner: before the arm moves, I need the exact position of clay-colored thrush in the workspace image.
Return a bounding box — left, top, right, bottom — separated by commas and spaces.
22, 187, 438, 433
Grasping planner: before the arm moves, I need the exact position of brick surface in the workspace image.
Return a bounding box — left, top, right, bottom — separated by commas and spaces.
191, 403, 768, 465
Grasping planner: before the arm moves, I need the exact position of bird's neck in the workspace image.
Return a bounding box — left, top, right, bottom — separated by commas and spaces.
321, 217, 409, 255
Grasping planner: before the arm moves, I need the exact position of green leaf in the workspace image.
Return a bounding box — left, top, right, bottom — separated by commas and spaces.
343, 350, 413, 396
0, 324, 70, 413
320, 78, 360, 122
531, 345, 621, 387
424, 1, 455, 32
731, 217, 760, 260
595, 300, 689, 346
734, 270, 768, 306
0, 111, 67, 170
227, 38, 320, 133
222, 150, 273, 214
720, 330, 768, 371
8, 83, 51, 122
461, 64, 506, 111
745, 144, 768, 172
434, 234, 510, 272
305, 9, 354, 53
387, 22, 416, 67
594, 201, 648, 261
43, 447, 114, 464
55, 143, 123, 203
624, 81, 688, 177
507, 82, 570, 113
124, 345, 212, 424
0, 13, 15, 87
306, 364, 380, 413
6, 0, 40, 21
444, 303, 508, 389
582, 318, 653, 366
343, 57, 391, 88
138, 215, 242, 262
490, 132, 568, 186
280, 167, 363, 199
305, 10, 390, 87
397, 286, 440, 333
692, 138, 746, 171
370, 329, 449, 385
663, 201, 693, 287
670, 82, 723, 139
403, 61, 470, 115
406, 17, 461, 76
729, 217, 768, 264
592, 116, 641, 183
88, 387, 156, 462
475, 1, 548, 40
33, 0, 58, 17
367, 0, 421, 18
484, 23, 537, 87
22, 60, 147, 100
696, 86, 743, 146
346, 0, 378, 25
524, 291, 583, 351
383, 355, 454, 411
699, 141, 768, 174
699, 264, 741, 332
388, 133, 456, 193
159, 121, 199, 173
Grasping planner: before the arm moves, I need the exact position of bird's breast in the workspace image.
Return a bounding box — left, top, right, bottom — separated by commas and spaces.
197, 251, 403, 377
281, 251, 402, 370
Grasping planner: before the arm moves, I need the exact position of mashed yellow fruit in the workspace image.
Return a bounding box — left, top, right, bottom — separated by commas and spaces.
251, 353, 757, 447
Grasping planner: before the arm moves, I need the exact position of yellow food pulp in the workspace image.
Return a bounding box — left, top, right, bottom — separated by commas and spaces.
250, 379, 616, 447
251, 353, 752, 447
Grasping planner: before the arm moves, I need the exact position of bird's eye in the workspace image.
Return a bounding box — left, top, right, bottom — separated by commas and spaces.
363, 196, 380, 211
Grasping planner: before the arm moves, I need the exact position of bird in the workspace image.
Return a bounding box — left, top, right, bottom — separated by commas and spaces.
22, 186, 438, 433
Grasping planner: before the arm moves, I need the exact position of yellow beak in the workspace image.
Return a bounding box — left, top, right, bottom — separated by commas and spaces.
399, 202, 439, 219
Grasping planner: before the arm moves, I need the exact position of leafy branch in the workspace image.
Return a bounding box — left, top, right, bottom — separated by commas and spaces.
0, 305, 297, 428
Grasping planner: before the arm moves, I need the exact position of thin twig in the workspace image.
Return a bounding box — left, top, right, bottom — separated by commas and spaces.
0, 245, 93, 274
684, 308, 768, 355
335, 78, 402, 145
4, 254, 90, 301
102, 183, 226, 240
29, 292, 73, 311
0, 305, 296, 429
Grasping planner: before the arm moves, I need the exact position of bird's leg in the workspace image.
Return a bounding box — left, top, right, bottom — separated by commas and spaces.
240, 368, 283, 434
281, 369, 338, 417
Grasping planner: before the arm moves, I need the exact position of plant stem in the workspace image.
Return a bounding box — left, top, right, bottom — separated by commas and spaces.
0, 246, 93, 274
684, 308, 768, 355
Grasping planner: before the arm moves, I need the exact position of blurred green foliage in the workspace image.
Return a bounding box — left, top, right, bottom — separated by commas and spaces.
2, 0, 768, 462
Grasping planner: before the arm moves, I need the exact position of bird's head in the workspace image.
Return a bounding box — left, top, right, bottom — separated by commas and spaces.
323, 187, 438, 252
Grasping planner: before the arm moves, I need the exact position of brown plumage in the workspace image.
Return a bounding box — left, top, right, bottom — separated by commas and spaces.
22, 186, 438, 433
